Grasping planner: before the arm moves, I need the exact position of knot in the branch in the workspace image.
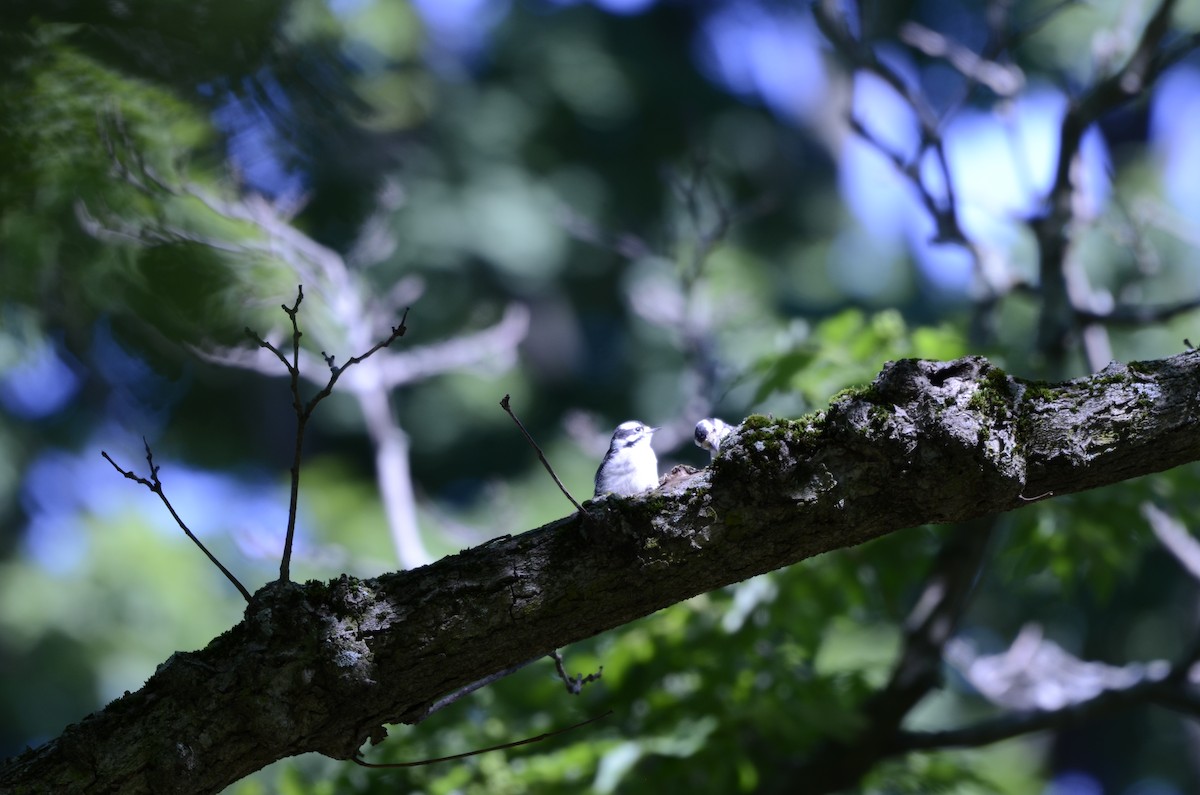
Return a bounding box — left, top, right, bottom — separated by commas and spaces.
824, 356, 1027, 521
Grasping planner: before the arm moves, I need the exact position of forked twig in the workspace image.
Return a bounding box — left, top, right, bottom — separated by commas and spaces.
500, 394, 585, 513
550, 649, 603, 695
101, 440, 252, 603
245, 285, 410, 581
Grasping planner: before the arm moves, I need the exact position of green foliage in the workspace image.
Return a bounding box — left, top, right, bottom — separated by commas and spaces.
0, 30, 295, 350
863, 751, 1008, 794
750, 308, 967, 408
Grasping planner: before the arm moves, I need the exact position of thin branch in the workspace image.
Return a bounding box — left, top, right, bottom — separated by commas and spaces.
500, 394, 585, 513
419, 659, 538, 720
101, 441, 252, 603
93, 108, 518, 572
420, 648, 601, 724
278, 286, 307, 582
243, 289, 304, 374
846, 115, 967, 250
313, 308, 410, 399
351, 710, 613, 768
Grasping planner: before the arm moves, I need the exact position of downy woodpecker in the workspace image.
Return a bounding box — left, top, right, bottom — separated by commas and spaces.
594, 421, 659, 498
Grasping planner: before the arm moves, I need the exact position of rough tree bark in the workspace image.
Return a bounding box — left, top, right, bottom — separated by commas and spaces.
4, 353, 1200, 794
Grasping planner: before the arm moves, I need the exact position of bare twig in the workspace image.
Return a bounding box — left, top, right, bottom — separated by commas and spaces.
549, 649, 603, 695
246, 286, 410, 581
101, 441, 252, 603
499, 394, 585, 513
351, 710, 613, 768
244, 288, 303, 373
419, 649, 602, 725
269, 286, 307, 581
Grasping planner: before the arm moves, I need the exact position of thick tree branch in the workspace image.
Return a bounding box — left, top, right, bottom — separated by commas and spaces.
5, 352, 1200, 794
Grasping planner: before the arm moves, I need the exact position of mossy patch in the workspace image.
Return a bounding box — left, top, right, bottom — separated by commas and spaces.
961, 364, 1010, 414
1014, 377, 1067, 402
830, 383, 880, 404
1125, 359, 1156, 376
740, 413, 774, 430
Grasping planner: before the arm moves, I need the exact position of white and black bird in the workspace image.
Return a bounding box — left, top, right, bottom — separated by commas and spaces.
694, 417, 733, 459
594, 421, 659, 498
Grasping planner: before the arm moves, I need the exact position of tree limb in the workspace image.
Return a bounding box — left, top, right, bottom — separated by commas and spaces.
5, 352, 1200, 794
